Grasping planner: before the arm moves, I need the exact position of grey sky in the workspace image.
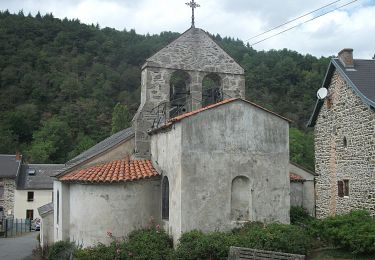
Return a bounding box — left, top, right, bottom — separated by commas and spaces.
0, 0, 374, 58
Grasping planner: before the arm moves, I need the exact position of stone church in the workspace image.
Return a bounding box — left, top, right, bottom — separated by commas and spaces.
49, 26, 292, 247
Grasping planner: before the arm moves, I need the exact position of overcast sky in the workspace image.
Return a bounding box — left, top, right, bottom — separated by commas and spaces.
1, 0, 374, 58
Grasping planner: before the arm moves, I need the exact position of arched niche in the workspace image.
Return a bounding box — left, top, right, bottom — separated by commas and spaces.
162, 176, 169, 220
202, 73, 222, 107
170, 70, 191, 117
231, 176, 250, 221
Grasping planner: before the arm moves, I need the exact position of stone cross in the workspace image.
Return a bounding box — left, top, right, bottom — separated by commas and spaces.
185, 0, 200, 28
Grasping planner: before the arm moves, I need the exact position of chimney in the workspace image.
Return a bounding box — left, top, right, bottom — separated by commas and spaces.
15, 152, 21, 161
338, 48, 354, 68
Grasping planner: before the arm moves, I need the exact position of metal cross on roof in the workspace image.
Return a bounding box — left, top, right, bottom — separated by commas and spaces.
185, 0, 200, 28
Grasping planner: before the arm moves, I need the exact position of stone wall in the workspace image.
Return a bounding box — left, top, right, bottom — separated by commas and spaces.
133, 27, 245, 159
0, 178, 16, 216
315, 71, 375, 218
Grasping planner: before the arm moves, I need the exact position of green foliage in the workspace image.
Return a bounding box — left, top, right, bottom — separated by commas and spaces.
235, 222, 312, 255
290, 206, 313, 224
111, 103, 131, 134
174, 230, 237, 259
27, 117, 72, 163
290, 128, 315, 170
0, 11, 328, 168
47, 240, 76, 260
74, 243, 116, 260
309, 210, 375, 255
120, 226, 173, 259
75, 226, 173, 260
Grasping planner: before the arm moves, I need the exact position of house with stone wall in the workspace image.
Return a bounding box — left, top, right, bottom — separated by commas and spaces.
308, 48, 375, 218
0, 154, 22, 217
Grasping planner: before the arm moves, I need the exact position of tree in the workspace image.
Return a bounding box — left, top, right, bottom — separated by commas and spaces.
289, 128, 314, 171
28, 117, 72, 163
111, 103, 131, 134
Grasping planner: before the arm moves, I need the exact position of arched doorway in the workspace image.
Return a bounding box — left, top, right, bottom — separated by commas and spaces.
202, 73, 222, 107
170, 70, 191, 117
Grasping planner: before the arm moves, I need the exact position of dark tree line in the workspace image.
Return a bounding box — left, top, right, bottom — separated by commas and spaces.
0, 11, 329, 170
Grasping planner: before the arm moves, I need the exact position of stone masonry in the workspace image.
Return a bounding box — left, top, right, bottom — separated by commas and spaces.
315, 71, 375, 218
133, 27, 245, 159
0, 178, 16, 216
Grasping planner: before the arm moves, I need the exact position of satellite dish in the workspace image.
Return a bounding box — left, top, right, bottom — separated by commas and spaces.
317, 87, 328, 100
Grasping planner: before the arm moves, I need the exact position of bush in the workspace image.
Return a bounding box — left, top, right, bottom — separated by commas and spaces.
47, 240, 76, 260
290, 206, 313, 224
174, 230, 238, 259
120, 226, 173, 259
236, 222, 312, 255
310, 210, 375, 254
74, 243, 116, 260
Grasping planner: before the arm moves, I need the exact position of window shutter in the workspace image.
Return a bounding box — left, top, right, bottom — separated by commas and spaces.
337, 181, 344, 197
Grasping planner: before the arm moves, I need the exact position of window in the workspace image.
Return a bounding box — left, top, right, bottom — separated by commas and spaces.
27, 191, 34, 202
202, 73, 222, 107
57, 190, 59, 224
343, 137, 347, 148
0, 185, 4, 200
26, 209, 34, 220
231, 176, 250, 221
338, 180, 349, 197
169, 70, 191, 117
162, 177, 169, 220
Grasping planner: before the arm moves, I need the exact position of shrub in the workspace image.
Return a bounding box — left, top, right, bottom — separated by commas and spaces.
120, 226, 173, 259
173, 230, 238, 259
290, 206, 313, 224
310, 210, 375, 254
47, 240, 76, 260
236, 222, 312, 255
74, 243, 116, 260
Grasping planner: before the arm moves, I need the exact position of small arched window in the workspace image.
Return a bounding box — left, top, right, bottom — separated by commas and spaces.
162, 177, 169, 220
231, 176, 250, 221
170, 71, 191, 117
202, 73, 222, 107
343, 136, 347, 148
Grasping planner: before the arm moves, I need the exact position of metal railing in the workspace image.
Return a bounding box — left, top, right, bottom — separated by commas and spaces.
0, 216, 32, 238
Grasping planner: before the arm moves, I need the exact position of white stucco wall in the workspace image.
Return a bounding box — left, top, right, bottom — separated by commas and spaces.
14, 190, 52, 219
40, 212, 54, 247
289, 163, 316, 216
150, 100, 290, 242
53, 180, 70, 242
150, 123, 182, 243
65, 179, 160, 247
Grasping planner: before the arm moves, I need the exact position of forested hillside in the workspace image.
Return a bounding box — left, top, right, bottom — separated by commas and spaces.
0, 11, 330, 170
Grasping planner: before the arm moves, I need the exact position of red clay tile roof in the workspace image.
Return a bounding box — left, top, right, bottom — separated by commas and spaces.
149, 98, 291, 134
59, 159, 159, 183
289, 173, 305, 182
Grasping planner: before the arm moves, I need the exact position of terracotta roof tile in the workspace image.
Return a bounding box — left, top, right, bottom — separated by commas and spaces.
59, 159, 159, 184
289, 173, 305, 182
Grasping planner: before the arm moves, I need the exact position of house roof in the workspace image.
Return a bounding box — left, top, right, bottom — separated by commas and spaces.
289, 173, 305, 182
143, 27, 244, 75
59, 159, 159, 184
0, 154, 22, 178
149, 98, 291, 134
57, 127, 134, 176
17, 164, 64, 190
38, 202, 53, 217
307, 58, 375, 127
